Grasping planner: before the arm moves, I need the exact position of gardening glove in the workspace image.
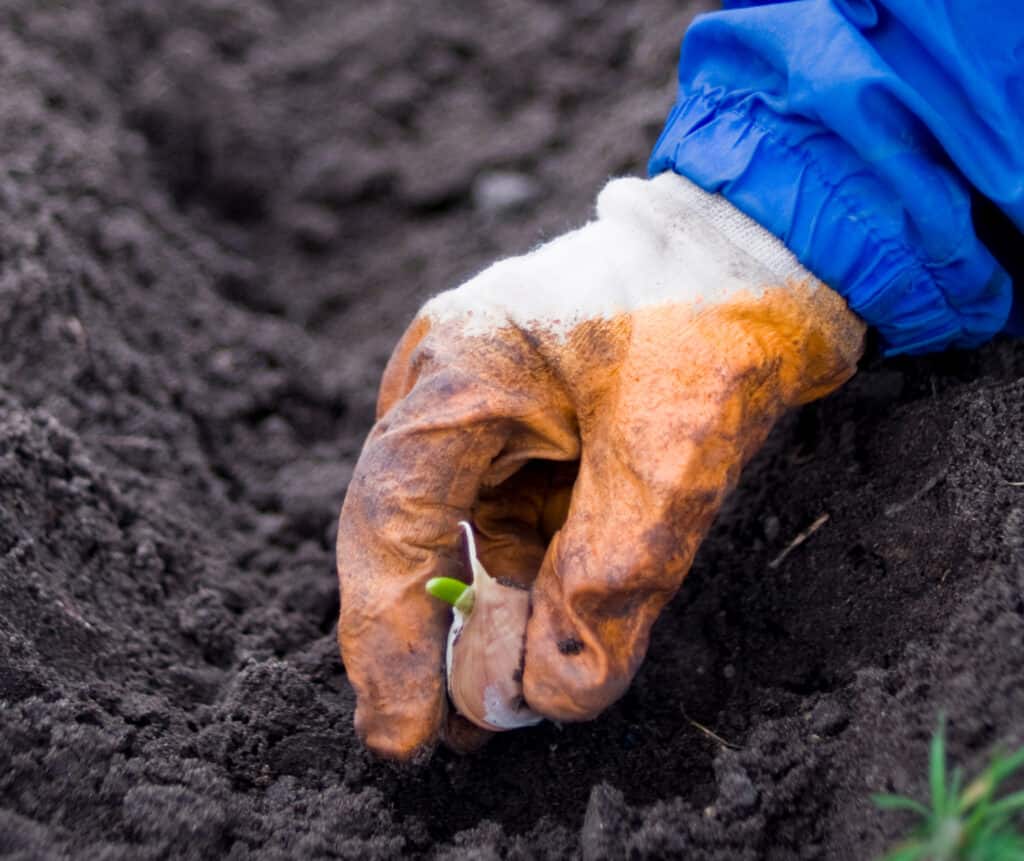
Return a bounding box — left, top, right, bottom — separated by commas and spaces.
337, 171, 865, 760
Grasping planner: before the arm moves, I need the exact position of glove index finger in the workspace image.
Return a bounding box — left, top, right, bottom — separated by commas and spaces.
339, 294, 582, 757
337, 386, 511, 759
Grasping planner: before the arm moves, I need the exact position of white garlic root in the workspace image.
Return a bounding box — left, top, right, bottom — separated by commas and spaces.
444, 521, 542, 731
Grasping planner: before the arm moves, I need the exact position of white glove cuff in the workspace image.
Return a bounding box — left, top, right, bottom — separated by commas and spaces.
599, 171, 814, 292
423, 171, 825, 340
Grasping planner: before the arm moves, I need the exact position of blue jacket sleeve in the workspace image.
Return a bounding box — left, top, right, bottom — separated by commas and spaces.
648, 0, 1024, 354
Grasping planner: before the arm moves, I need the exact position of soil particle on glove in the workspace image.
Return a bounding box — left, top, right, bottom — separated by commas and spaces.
1, 2, 1022, 859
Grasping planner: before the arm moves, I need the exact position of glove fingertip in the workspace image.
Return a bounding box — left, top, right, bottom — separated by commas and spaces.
354, 698, 444, 762
522, 591, 626, 723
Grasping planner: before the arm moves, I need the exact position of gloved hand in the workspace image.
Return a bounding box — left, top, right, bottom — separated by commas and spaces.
337, 172, 865, 760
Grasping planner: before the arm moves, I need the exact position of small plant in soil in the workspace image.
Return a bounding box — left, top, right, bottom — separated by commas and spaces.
873, 717, 1024, 861
425, 575, 474, 613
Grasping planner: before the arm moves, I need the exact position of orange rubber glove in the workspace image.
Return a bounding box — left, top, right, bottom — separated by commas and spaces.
337, 172, 865, 760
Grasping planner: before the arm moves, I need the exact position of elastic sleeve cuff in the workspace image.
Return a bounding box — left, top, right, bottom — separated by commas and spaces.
648, 93, 1013, 356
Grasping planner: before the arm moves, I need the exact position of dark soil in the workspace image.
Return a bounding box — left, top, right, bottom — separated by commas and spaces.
1, 2, 1022, 859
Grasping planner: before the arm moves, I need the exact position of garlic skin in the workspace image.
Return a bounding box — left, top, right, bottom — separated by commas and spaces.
445, 522, 542, 731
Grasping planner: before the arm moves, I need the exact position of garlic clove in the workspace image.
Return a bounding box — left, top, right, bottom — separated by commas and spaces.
444, 521, 542, 731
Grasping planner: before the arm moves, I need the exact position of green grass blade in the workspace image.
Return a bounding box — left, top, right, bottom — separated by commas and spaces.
963, 771, 997, 813
425, 576, 469, 607
963, 747, 1024, 814
950, 766, 965, 813
873, 794, 931, 818
964, 827, 1024, 861
931, 717, 948, 815
986, 790, 1024, 823
990, 747, 1024, 785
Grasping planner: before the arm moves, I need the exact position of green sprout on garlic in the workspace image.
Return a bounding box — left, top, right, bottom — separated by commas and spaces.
426, 576, 474, 615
